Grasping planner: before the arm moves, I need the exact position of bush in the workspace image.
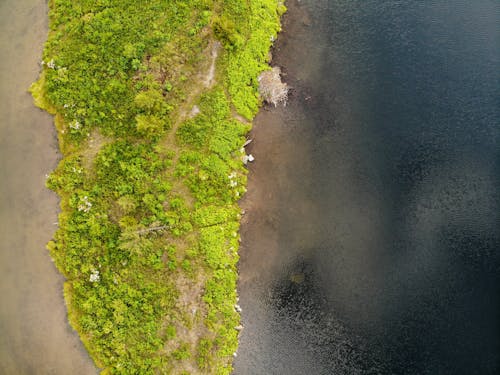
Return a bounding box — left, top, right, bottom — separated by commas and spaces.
135, 114, 166, 139
213, 17, 244, 51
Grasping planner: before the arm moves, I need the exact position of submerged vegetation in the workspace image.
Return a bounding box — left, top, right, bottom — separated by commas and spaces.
31, 0, 284, 373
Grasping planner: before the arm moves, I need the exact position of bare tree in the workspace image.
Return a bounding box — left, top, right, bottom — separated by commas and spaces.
258, 66, 288, 107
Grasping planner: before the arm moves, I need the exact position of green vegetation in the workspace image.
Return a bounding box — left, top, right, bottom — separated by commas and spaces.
32, 0, 283, 373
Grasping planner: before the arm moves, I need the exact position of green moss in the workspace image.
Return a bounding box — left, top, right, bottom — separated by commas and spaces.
34, 0, 283, 373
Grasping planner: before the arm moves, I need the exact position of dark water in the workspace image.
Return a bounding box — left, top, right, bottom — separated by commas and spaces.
235, 0, 499, 374
0, 1, 96, 373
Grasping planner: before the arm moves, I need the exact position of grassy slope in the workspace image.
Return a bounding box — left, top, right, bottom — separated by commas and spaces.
31, 0, 284, 374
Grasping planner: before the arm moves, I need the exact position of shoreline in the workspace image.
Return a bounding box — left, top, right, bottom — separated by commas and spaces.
233, 0, 350, 371
0, 1, 96, 373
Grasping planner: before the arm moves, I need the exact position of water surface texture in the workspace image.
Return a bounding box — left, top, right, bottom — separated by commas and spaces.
0, 1, 96, 373
236, 0, 499, 374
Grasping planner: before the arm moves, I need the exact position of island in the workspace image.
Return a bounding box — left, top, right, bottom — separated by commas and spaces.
31, 1, 285, 373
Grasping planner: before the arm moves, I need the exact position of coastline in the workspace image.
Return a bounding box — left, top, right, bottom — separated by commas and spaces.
239, 0, 319, 287
31, 1, 284, 373
0, 1, 96, 373
234, 1, 326, 371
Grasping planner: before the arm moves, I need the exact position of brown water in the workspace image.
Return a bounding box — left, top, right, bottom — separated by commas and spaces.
0, 1, 96, 373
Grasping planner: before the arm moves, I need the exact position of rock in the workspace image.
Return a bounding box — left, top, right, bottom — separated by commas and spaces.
242, 154, 255, 165
189, 105, 200, 117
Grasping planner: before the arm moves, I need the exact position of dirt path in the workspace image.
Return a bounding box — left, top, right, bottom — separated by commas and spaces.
164, 40, 220, 152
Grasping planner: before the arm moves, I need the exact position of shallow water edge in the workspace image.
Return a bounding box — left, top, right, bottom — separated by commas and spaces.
0, 1, 97, 373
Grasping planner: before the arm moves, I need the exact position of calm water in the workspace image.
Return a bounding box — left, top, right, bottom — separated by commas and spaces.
236, 0, 499, 374
0, 1, 96, 373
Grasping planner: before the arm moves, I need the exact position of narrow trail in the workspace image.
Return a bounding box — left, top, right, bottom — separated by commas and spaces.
158, 42, 222, 373
163, 41, 220, 162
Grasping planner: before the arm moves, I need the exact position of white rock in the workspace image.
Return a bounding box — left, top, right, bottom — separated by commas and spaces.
242, 154, 255, 165
77, 196, 92, 213
189, 105, 200, 117
47, 59, 56, 69
69, 120, 81, 130
89, 268, 100, 283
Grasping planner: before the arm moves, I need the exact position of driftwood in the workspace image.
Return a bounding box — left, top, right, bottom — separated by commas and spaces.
135, 225, 170, 235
